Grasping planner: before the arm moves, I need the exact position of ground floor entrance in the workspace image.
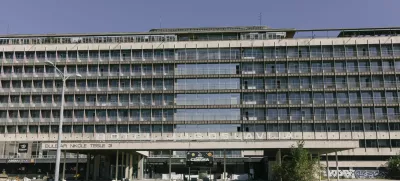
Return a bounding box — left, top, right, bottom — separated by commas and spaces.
0, 158, 269, 181
144, 160, 268, 180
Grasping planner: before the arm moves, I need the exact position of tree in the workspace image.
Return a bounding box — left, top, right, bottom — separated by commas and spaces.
272, 141, 321, 181
387, 154, 400, 179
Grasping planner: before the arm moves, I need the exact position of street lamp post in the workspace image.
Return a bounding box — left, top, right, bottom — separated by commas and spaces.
46, 61, 81, 181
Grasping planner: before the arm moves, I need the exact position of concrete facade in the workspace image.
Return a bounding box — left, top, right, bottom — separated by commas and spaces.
1, 26, 400, 180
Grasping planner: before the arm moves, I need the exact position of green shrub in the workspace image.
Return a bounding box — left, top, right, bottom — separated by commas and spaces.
387, 154, 400, 179
272, 141, 321, 181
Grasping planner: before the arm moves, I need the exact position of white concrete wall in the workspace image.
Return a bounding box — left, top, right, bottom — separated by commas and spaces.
136, 151, 149, 157
2, 132, 400, 142
328, 148, 400, 156
241, 150, 264, 157
323, 161, 387, 168
1, 36, 399, 52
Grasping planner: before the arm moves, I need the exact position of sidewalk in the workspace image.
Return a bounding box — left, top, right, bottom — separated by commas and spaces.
322, 180, 397, 181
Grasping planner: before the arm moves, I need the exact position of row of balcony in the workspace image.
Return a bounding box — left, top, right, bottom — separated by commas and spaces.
0, 86, 173, 93
2, 65, 400, 77
2, 50, 400, 64
2, 82, 400, 93
0, 113, 400, 123
0, 116, 169, 123
176, 97, 400, 105
0, 101, 174, 107
0, 71, 170, 78
0, 97, 399, 108
177, 82, 400, 90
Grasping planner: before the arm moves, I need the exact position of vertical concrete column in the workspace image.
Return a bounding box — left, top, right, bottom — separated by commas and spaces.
276, 149, 282, 165
326, 154, 330, 181
125, 153, 129, 180
93, 155, 101, 180
75, 152, 80, 181
318, 153, 321, 181
129, 153, 133, 180
335, 151, 339, 181
85, 153, 91, 181
249, 157, 253, 180
209, 167, 212, 181
169, 150, 172, 181
121, 152, 125, 179
1, 142, 5, 156
276, 149, 282, 181
137, 154, 144, 180
116, 150, 119, 181
223, 149, 226, 181
104, 156, 110, 179
188, 167, 191, 181
62, 150, 66, 181
110, 166, 113, 181
92, 155, 97, 180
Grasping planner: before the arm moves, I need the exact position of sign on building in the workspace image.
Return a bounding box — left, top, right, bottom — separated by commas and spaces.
186, 152, 214, 167
18, 143, 28, 153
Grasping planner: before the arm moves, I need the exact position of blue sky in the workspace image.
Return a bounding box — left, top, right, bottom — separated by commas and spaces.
0, 0, 399, 34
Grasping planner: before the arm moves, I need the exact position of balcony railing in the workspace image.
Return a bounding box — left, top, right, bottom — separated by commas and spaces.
1, 113, 399, 123
174, 115, 241, 121
2, 50, 400, 64
0, 95, 399, 109
2, 65, 400, 79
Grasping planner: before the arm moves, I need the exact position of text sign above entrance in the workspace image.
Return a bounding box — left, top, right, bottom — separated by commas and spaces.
42, 143, 115, 150
41, 140, 359, 150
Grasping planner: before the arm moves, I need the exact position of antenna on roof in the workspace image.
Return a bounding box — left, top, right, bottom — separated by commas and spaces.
258, 13, 262, 26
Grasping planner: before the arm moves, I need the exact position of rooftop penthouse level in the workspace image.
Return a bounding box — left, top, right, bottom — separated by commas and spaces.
1, 26, 400, 45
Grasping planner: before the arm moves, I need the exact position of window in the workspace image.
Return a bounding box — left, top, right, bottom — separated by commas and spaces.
346, 61, 357, 73
107, 125, 117, 133
84, 125, 94, 133
352, 123, 363, 131
350, 108, 361, 120
74, 126, 83, 133
18, 126, 27, 133
386, 92, 397, 103
152, 125, 162, 133
118, 125, 128, 133
362, 108, 374, 120
50, 125, 58, 133
311, 62, 322, 73
276, 63, 286, 73
62, 126, 71, 133
129, 125, 139, 133
40, 126, 49, 133
140, 125, 150, 133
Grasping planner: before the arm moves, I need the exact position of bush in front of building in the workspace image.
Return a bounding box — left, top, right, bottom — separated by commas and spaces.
387, 154, 400, 179
272, 141, 321, 181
